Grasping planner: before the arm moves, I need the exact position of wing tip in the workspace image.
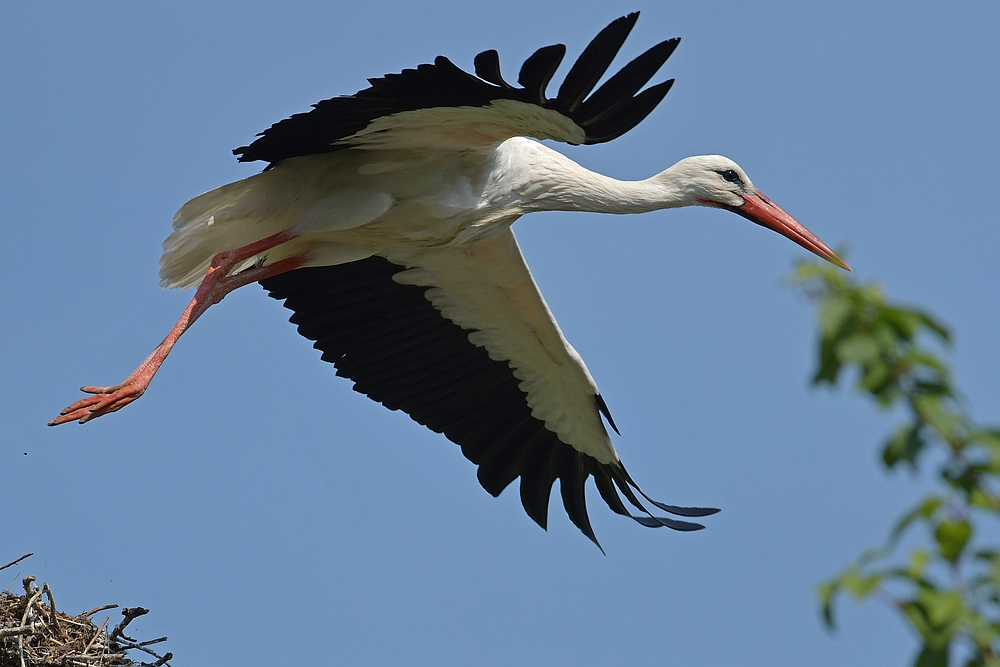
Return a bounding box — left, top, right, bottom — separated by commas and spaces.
594, 393, 620, 436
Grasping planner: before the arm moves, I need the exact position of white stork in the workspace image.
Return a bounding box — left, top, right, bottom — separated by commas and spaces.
51, 13, 847, 547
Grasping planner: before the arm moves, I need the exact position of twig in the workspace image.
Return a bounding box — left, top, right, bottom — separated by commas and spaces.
116, 637, 173, 665
111, 606, 149, 643
147, 651, 173, 667
58, 616, 88, 627
137, 636, 168, 647
81, 617, 108, 656
0, 625, 37, 638
0, 554, 32, 572
64, 653, 126, 664
21, 576, 37, 597
19, 589, 43, 627
82, 603, 118, 617
42, 582, 66, 638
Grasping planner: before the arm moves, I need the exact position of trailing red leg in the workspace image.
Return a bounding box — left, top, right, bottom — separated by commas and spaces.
50, 232, 304, 425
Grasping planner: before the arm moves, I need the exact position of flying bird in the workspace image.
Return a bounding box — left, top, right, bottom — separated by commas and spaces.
50, 13, 848, 547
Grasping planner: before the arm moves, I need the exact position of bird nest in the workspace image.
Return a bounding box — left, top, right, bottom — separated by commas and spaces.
0, 555, 172, 667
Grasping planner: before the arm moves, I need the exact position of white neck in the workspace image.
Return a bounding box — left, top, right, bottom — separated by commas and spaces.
500, 139, 694, 215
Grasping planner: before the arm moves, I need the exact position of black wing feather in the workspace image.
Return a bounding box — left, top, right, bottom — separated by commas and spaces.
518, 442, 559, 530
555, 12, 639, 112
260, 258, 716, 546
517, 44, 566, 105
558, 449, 599, 547
581, 79, 675, 144
473, 49, 515, 89
595, 393, 620, 436
576, 38, 679, 126
235, 13, 679, 166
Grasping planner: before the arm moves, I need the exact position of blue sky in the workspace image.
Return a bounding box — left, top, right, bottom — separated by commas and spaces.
3, 2, 998, 665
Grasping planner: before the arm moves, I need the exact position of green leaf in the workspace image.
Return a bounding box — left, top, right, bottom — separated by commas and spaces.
819, 295, 854, 337
860, 361, 893, 397
913, 643, 949, 667
969, 487, 1000, 512
906, 350, 950, 378
971, 429, 1000, 450
915, 310, 952, 344
935, 520, 972, 564
883, 425, 929, 470
914, 395, 966, 445
913, 381, 952, 399
841, 567, 883, 599
818, 579, 840, 630
836, 333, 881, 366
872, 320, 905, 353
881, 307, 922, 342
919, 588, 963, 636
901, 600, 933, 640
909, 549, 930, 579
814, 336, 842, 385
898, 591, 962, 659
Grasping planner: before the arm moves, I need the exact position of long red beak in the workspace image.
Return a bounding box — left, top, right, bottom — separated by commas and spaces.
705, 192, 850, 271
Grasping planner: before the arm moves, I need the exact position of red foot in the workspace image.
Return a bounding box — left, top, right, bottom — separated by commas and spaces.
49, 377, 151, 426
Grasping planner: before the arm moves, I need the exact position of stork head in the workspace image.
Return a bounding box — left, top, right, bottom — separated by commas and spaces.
659, 155, 850, 271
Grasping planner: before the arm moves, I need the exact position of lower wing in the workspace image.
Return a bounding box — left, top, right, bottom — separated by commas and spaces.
260, 229, 717, 548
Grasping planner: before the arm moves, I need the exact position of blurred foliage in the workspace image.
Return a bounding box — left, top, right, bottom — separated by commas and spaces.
791, 260, 1000, 667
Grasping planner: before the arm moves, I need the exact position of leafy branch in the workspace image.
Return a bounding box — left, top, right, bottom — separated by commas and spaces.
790, 260, 1000, 667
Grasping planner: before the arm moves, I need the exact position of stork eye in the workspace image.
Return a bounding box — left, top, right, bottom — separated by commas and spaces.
718, 169, 743, 185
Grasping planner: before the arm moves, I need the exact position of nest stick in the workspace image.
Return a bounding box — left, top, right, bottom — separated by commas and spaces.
110, 606, 148, 643
81, 616, 108, 656
0, 625, 37, 638
42, 583, 66, 639
82, 604, 117, 617
19, 589, 43, 628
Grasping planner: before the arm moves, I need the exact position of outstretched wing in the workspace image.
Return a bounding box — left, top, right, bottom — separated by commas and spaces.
259, 229, 717, 548
235, 13, 679, 165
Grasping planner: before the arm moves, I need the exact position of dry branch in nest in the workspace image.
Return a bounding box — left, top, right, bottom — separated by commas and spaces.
1, 555, 172, 667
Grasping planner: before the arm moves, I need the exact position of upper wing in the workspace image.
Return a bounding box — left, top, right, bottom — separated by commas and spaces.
235, 13, 679, 165
259, 229, 717, 547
